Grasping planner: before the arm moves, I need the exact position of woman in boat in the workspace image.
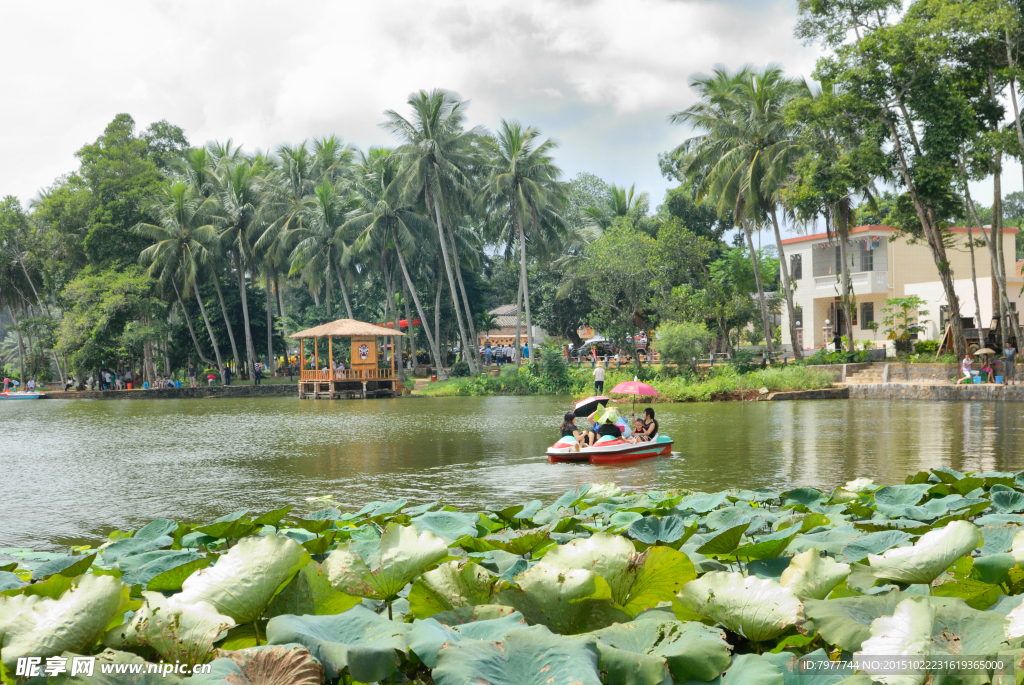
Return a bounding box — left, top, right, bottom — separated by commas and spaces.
560, 412, 585, 446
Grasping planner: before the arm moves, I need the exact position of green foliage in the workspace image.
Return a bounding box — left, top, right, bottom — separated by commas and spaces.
914, 339, 940, 355
450, 360, 471, 377
655, 322, 714, 367
881, 297, 929, 353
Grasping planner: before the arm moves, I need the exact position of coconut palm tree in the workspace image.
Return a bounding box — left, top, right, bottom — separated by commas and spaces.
347, 148, 445, 375
134, 182, 225, 379
582, 184, 649, 230
383, 89, 483, 373
480, 119, 565, 364
670, 66, 807, 358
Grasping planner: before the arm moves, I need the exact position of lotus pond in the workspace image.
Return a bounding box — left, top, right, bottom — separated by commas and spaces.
8, 474, 1024, 683
8, 396, 1024, 551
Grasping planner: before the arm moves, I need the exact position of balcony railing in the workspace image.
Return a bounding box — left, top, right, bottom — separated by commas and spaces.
300, 368, 394, 381
814, 270, 889, 295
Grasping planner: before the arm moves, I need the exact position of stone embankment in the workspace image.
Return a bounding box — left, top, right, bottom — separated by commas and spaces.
44, 384, 297, 400
812, 362, 1024, 401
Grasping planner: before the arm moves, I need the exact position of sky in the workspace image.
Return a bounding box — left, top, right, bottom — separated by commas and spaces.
0, 0, 1017, 238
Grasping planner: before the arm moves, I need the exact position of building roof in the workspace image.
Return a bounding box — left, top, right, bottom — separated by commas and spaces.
489, 305, 521, 329
781, 224, 1018, 246
289, 319, 405, 339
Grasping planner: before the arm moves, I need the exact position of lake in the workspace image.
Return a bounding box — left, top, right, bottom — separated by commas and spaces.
4, 395, 1024, 549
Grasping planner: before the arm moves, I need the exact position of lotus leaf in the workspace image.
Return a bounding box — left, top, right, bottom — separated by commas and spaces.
496, 562, 629, 634
1, 574, 129, 670
591, 618, 732, 684
265, 560, 361, 617
118, 550, 204, 588
146, 557, 215, 593
471, 549, 531, 580
979, 524, 1021, 555
839, 531, 911, 563
0, 572, 26, 592
264, 604, 410, 681
407, 560, 498, 618
803, 592, 907, 651
784, 488, 826, 507
695, 522, 748, 555
134, 519, 179, 541
411, 510, 480, 542
180, 644, 324, 685
676, 492, 728, 513
700, 653, 784, 685
762, 648, 848, 685
194, 510, 255, 539
323, 523, 448, 602
31, 553, 97, 580
133, 591, 235, 664
780, 549, 851, 600
733, 530, 798, 560
483, 527, 552, 555
874, 484, 932, 507
431, 624, 602, 685
0, 594, 41, 647
431, 604, 518, 624
541, 532, 696, 616
610, 511, 645, 529
252, 505, 293, 527
291, 508, 341, 534
854, 598, 934, 685
409, 611, 527, 667
626, 516, 696, 546
175, 534, 310, 624
674, 572, 803, 642
925, 596, 1008, 657
49, 648, 181, 684
869, 521, 982, 584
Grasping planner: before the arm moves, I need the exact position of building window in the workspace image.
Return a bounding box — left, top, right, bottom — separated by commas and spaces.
835, 246, 842, 273
860, 245, 874, 272
794, 307, 803, 328
791, 254, 802, 280
861, 302, 874, 330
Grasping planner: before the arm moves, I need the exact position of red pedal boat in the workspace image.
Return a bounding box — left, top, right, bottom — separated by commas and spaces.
547, 434, 674, 464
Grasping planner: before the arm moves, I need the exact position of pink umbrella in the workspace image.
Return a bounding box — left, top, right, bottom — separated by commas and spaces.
609, 377, 659, 415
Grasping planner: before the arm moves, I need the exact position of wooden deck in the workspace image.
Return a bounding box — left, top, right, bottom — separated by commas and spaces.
298, 368, 398, 399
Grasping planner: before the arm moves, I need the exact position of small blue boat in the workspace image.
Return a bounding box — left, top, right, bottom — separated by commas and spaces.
0, 391, 45, 400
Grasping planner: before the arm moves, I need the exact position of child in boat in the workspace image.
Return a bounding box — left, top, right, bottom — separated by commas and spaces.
628, 416, 648, 442
560, 412, 585, 446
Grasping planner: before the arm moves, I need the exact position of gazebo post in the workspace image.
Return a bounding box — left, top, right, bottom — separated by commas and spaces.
314, 338, 319, 378
328, 336, 333, 379
299, 338, 304, 387
390, 334, 395, 381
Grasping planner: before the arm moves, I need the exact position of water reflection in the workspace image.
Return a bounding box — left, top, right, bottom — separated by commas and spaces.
4, 396, 1024, 549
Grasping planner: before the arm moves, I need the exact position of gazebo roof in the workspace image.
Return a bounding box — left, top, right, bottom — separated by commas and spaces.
289, 319, 406, 339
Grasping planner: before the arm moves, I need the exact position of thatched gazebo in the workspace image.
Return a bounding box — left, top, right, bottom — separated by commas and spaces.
290, 319, 405, 399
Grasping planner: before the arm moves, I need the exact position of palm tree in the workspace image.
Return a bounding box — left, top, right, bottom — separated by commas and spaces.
671, 66, 807, 358
347, 148, 445, 375
210, 154, 262, 380
134, 182, 225, 380
288, 178, 359, 320
480, 120, 565, 364
583, 184, 649, 230
384, 89, 483, 373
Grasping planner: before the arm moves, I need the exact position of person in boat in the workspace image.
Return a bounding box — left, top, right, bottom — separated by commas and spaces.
584, 408, 623, 446
629, 416, 649, 442
560, 412, 586, 445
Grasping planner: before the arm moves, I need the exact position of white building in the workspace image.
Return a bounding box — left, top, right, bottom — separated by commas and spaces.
779, 225, 1023, 350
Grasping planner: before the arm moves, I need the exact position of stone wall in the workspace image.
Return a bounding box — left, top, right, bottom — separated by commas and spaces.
46, 384, 297, 400
806, 363, 872, 381
848, 382, 1024, 401
765, 388, 850, 401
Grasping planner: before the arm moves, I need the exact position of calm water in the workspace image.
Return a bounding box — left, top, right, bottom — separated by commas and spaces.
4, 396, 1024, 549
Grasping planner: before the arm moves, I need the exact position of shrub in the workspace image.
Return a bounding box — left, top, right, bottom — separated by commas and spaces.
654, 321, 713, 367
450, 360, 471, 377
914, 339, 939, 355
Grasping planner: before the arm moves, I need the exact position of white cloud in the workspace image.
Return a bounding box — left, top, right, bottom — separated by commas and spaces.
0, 0, 824, 209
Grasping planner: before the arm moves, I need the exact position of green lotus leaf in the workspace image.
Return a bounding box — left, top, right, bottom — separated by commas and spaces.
496, 562, 629, 634
513, 500, 544, 520
431, 624, 602, 685
0, 572, 26, 592
145, 557, 214, 592
970, 552, 1018, 585
733, 530, 797, 560
627, 516, 695, 546
252, 506, 293, 527
869, 521, 982, 584
411, 510, 480, 542
931, 577, 1002, 610
853, 598, 934, 685
704, 505, 758, 531
194, 510, 255, 539
803, 591, 906, 652
291, 507, 341, 534
471, 549, 532, 580
264, 604, 410, 681
695, 522, 748, 555
788, 526, 861, 556
839, 530, 911, 563
541, 532, 696, 616
926, 596, 1008, 657
674, 572, 803, 643
264, 560, 361, 618
991, 490, 1024, 514
409, 611, 527, 667
762, 648, 848, 685
1, 574, 129, 670
118, 551, 203, 588
979, 524, 1020, 555
874, 484, 932, 507
323, 523, 448, 602
431, 604, 519, 624
780, 549, 851, 600
483, 527, 552, 555
611, 511, 645, 530
133, 591, 235, 664
180, 644, 324, 685
0, 594, 41, 647
133, 519, 179, 541
407, 560, 498, 618
32, 553, 97, 580
676, 492, 728, 514
591, 618, 732, 684
783, 487, 826, 507
175, 534, 310, 624
1005, 597, 1024, 641
49, 648, 181, 684
702, 653, 784, 685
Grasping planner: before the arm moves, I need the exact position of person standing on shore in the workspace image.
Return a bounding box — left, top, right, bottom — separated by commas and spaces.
254, 361, 262, 386
1005, 341, 1017, 385
593, 364, 606, 393
188, 363, 197, 388
224, 366, 232, 386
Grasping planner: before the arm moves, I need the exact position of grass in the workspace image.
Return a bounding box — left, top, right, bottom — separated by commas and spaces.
418, 363, 836, 402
